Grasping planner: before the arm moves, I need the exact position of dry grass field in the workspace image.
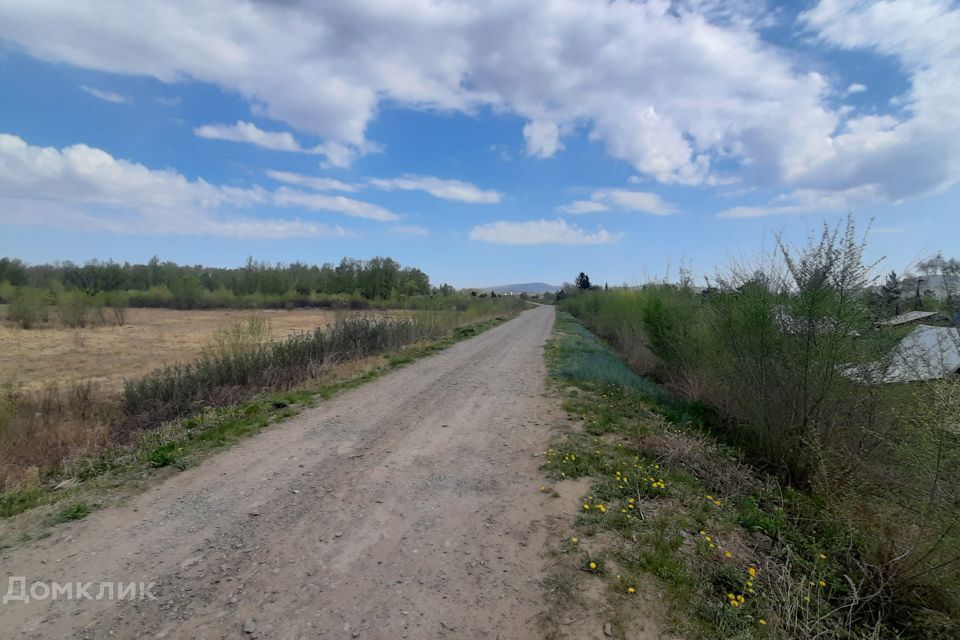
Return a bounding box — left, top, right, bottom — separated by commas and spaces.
0, 307, 396, 392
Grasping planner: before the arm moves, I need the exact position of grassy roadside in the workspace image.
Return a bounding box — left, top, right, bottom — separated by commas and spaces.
541, 312, 907, 640
0, 313, 515, 544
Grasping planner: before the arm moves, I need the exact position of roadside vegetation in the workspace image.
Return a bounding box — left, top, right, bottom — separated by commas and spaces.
0, 299, 524, 525
546, 220, 959, 638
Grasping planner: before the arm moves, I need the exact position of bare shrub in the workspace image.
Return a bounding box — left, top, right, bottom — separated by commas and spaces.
0, 382, 114, 490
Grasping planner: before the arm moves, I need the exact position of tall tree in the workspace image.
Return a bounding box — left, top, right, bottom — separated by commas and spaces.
575, 272, 592, 290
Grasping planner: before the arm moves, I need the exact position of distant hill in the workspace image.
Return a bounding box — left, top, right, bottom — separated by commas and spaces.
483, 282, 560, 294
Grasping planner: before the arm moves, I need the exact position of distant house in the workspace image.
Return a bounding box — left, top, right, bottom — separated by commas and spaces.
878, 310, 950, 327
883, 325, 960, 383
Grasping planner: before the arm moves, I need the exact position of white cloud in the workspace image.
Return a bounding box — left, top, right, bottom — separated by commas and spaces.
79, 85, 130, 104
194, 121, 370, 168
0, 133, 377, 237
522, 121, 563, 159
716, 185, 884, 218
846, 83, 867, 95
797, 0, 960, 200
469, 219, 618, 245
272, 187, 399, 221
195, 120, 303, 153
266, 170, 358, 193
559, 189, 675, 216
1, 0, 956, 203
369, 175, 501, 204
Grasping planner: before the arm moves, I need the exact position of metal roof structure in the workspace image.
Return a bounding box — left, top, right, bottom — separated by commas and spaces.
884, 325, 960, 383
879, 310, 948, 326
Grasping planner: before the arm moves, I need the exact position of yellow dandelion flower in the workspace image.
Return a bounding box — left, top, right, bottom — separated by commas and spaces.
819, 553, 827, 560
818, 580, 826, 588
759, 619, 767, 625
724, 551, 732, 558
627, 587, 636, 594
583, 503, 591, 510
589, 562, 597, 570
748, 566, 757, 578
571, 537, 578, 544
731, 600, 740, 608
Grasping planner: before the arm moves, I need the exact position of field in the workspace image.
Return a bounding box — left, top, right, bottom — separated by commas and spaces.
0, 306, 401, 392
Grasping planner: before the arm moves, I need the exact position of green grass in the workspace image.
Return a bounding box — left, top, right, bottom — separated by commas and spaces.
51, 501, 94, 523
544, 313, 906, 639
0, 485, 47, 518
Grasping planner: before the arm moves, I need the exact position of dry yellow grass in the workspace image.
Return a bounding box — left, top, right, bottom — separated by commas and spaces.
0, 307, 397, 392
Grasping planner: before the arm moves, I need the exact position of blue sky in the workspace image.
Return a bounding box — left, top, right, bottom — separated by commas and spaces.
0, 0, 957, 288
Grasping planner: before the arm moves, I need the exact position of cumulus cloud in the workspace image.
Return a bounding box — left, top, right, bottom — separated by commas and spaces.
0, 1, 846, 185
559, 189, 675, 216
522, 121, 563, 159
469, 219, 618, 245
1, 0, 956, 204
846, 83, 868, 95
79, 85, 131, 104
369, 175, 502, 204
0, 133, 382, 236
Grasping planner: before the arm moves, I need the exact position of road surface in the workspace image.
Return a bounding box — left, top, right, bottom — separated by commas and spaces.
1, 305, 565, 639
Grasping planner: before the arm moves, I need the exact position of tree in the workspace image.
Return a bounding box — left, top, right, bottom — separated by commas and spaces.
880, 270, 903, 315
575, 272, 592, 290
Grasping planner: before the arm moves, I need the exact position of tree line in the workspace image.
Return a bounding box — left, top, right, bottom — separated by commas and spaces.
0, 256, 433, 300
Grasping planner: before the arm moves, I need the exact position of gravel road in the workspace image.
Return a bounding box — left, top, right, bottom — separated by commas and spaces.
1, 305, 566, 639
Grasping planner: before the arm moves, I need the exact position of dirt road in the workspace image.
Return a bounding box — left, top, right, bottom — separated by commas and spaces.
1, 305, 564, 639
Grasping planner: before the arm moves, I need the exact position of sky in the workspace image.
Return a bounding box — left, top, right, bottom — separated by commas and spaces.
0, 0, 957, 288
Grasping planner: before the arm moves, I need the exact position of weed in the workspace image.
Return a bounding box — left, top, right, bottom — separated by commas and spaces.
52, 501, 93, 523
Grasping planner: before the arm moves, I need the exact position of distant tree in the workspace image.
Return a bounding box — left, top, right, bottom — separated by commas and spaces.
575, 272, 592, 290
880, 270, 903, 315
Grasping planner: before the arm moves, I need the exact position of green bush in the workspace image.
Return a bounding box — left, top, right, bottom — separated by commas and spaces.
55, 290, 99, 328
8, 287, 50, 329
561, 218, 960, 634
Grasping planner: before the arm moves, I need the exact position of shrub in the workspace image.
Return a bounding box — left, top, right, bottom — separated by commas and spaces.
7, 287, 50, 329
56, 290, 99, 328
561, 217, 960, 634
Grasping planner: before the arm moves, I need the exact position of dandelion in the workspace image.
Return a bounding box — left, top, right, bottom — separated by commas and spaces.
627, 587, 636, 594
571, 537, 579, 544
818, 580, 826, 588
748, 566, 757, 578
583, 503, 591, 510
597, 504, 607, 513
724, 551, 732, 558
819, 553, 827, 560
589, 562, 597, 570
759, 619, 767, 625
